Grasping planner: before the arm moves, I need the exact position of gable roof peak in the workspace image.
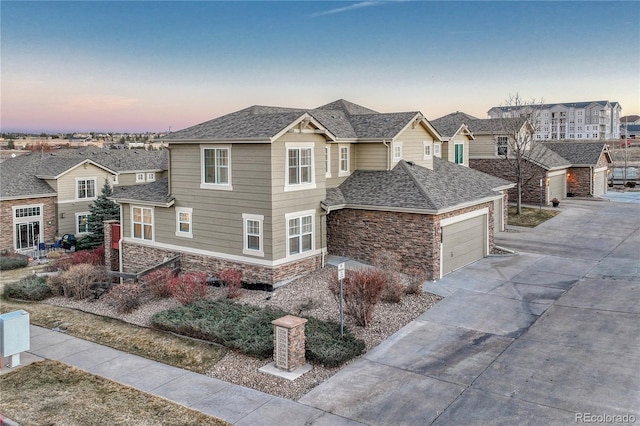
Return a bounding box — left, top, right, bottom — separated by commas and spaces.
315, 99, 379, 115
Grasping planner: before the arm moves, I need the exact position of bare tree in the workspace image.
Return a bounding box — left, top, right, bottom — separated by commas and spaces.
490, 93, 548, 215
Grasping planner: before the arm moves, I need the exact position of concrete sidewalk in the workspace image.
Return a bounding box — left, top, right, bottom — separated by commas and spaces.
6, 197, 640, 425
14, 325, 357, 425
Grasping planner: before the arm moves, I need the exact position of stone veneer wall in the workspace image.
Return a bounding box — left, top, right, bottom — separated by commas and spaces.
0, 197, 56, 253
470, 159, 548, 204
103, 220, 119, 271
567, 168, 592, 197
120, 241, 322, 285
327, 203, 494, 280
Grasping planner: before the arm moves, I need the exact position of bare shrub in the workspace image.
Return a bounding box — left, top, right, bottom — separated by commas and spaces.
106, 283, 146, 313
405, 268, 427, 295
141, 267, 174, 298
328, 268, 385, 327
46, 274, 66, 296
168, 272, 208, 305
219, 267, 243, 299
372, 250, 404, 303
60, 264, 106, 299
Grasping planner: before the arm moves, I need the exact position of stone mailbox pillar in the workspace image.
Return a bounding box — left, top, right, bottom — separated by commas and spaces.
272, 315, 307, 372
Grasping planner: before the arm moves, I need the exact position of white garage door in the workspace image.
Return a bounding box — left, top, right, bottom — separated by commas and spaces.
442, 214, 487, 276
593, 170, 605, 196
548, 174, 565, 203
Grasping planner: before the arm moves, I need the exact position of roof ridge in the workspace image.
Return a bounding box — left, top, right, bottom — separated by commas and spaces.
396, 160, 437, 207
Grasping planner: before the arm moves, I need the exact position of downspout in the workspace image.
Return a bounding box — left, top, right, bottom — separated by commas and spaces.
590, 166, 593, 196
383, 140, 391, 171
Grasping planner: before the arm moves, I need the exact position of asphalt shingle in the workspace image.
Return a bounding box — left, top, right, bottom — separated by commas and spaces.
542, 142, 608, 166
111, 178, 173, 205
324, 159, 513, 212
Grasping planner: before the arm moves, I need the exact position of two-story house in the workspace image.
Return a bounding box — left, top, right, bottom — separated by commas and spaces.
433, 112, 573, 205
111, 100, 514, 284
0, 148, 167, 253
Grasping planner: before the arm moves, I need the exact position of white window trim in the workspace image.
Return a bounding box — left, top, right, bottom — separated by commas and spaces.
423, 141, 432, 160
146, 172, 156, 182
243, 213, 264, 257
339, 145, 350, 177
175, 207, 193, 238
131, 205, 154, 242
136, 173, 145, 183
284, 142, 316, 192
200, 145, 233, 191
75, 177, 97, 200
325, 145, 331, 178
285, 209, 315, 259
75, 211, 90, 235
392, 141, 403, 162
433, 143, 441, 157
12, 203, 44, 251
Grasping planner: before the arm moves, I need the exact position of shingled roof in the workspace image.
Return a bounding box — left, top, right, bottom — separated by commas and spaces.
111, 178, 174, 206
0, 148, 168, 200
165, 99, 427, 142
432, 112, 524, 135
323, 158, 513, 213
543, 142, 609, 166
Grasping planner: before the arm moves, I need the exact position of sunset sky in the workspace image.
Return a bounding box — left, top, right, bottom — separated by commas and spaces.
2, 1, 638, 133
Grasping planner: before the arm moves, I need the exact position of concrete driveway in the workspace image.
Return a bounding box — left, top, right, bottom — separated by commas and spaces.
299, 199, 640, 425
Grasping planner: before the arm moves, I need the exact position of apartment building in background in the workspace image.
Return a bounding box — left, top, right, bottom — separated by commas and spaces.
487, 100, 622, 141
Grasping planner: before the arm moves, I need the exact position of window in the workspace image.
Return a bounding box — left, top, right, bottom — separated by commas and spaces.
339, 146, 350, 176
76, 212, 89, 234
15, 206, 41, 218
287, 146, 314, 186
201, 146, 231, 189
497, 136, 508, 156
454, 143, 464, 164
76, 178, 96, 199
146, 172, 155, 182
325, 146, 331, 177
243, 213, 264, 256
136, 173, 145, 183
433, 143, 441, 157
286, 211, 314, 256
175, 207, 193, 238
132, 206, 153, 241
423, 141, 432, 159
392, 142, 402, 162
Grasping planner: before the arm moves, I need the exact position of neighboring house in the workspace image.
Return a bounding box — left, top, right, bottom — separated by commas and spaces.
433, 112, 572, 205
427, 115, 474, 167
621, 124, 640, 139
542, 142, 612, 197
487, 100, 622, 141
0, 148, 167, 253
111, 100, 514, 284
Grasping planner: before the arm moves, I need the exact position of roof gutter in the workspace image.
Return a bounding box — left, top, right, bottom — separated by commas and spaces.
109, 198, 175, 208
323, 194, 502, 216
0, 193, 57, 201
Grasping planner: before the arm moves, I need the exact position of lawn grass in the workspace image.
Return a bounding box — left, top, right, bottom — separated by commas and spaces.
0, 298, 226, 374
508, 206, 560, 227
0, 360, 229, 426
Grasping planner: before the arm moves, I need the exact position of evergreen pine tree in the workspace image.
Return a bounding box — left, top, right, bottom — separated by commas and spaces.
76, 179, 120, 250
